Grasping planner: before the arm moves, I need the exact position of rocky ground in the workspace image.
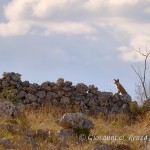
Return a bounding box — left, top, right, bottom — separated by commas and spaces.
0, 72, 149, 150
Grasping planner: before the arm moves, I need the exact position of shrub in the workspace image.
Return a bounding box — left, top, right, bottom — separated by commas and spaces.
0, 87, 17, 103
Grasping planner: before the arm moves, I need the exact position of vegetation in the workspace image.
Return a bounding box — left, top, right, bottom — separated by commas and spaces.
0, 105, 149, 150
0, 87, 17, 103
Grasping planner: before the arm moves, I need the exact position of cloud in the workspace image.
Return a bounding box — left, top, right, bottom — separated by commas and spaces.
0, 0, 95, 36
118, 35, 150, 62
0, 0, 150, 62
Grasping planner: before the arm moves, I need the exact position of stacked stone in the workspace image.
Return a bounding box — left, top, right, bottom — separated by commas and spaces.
0, 72, 132, 115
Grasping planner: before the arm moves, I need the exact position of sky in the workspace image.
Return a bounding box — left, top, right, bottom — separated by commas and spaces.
0, 0, 150, 101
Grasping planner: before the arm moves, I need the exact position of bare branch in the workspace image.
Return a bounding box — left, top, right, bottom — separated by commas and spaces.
131, 48, 150, 101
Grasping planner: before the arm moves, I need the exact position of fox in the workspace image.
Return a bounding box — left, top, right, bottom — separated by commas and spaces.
114, 79, 127, 95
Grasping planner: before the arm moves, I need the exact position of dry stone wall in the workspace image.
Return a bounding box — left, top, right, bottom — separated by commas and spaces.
0, 72, 132, 115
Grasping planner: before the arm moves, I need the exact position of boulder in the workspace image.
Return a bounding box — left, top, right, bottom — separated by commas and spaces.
76, 83, 88, 93
2, 81, 9, 87
25, 93, 37, 102
0, 101, 22, 118
56, 78, 64, 86
36, 91, 46, 99
60, 96, 71, 105
56, 112, 94, 130
0, 138, 12, 149
17, 91, 27, 99
11, 73, 21, 81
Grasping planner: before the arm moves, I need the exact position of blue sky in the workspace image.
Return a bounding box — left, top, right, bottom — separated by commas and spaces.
0, 0, 150, 101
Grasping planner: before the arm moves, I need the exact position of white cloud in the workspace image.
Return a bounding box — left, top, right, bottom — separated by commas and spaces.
0, 0, 150, 63
1, 0, 94, 36
118, 35, 150, 62
0, 21, 30, 36
108, 0, 139, 6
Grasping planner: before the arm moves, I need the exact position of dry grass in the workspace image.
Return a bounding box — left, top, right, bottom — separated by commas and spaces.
0, 105, 150, 150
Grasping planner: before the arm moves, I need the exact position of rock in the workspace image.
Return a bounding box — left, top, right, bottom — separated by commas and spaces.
36, 91, 46, 99
0, 138, 12, 149
2, 80, 9, 87
88, 85, 98, 94
116, 144, 131, 150
17, 91, 27, 99
60, 96, 71, 105
76, 83, 88, 93
26, 93, 37, 102
64, 81, 72, 87
46, 92, 58, 99
41, 81, 52, 91
0, 71, 133, 117
57, 129, 74, 138
91, 144, 132, 150
122, 93, 132, 102
0, 101, 22, 118
11, 73, 21, 81
111, 104, 120, 113
0, 122, 20, 134
56, 78, 64, 86
56, 112, 94, 130
34, 129, 49, 140
22, 81, 30, 87
26, 84, 37, 94
92, 144, 112, 150
98, 92, 113, 102
23, 135, 39, 150
120, 103, 130, 113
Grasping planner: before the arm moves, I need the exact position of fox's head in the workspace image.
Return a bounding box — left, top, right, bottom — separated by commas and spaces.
114, 79, 119, 84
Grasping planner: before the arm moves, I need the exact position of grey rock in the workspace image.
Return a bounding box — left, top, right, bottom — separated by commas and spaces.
36, 91, 46, 99
22, 81, 30, 87
2, 80, 9, 87
26, 93, 37, 102
11, 73, 21, 81
56, 112, 94, 129
34, 129, 49, 140
0, 122, 20, 134
92, 144, 112, 150
88, 85, 98, 94
56, 78, 64, 86
0, 138, 12, 149
64, 81, 72, 87
46, 92, 58, 99
76, 83, 88, 93
41, 81, 52, 91
60, 96, 71, 105
111, 104, 120, 113
0, 101, 22, 118
17, 91, 27, 99
98, 92, 113, 102
58, 129, 74, 138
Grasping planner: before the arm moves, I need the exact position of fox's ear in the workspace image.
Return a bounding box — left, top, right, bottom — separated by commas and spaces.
114, 79, 116, 81
117, 79, 119, 82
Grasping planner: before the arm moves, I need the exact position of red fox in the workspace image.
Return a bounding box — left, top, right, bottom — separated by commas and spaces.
114, 79, 127, 95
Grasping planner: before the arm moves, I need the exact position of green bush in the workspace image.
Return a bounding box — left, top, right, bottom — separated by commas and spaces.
129, 102, 142, 117
0, 87, 17, 103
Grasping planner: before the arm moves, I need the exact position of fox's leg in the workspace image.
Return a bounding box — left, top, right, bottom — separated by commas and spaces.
118, 90, 120, 94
